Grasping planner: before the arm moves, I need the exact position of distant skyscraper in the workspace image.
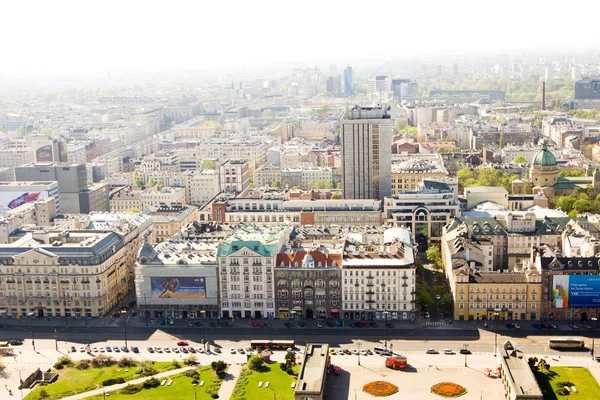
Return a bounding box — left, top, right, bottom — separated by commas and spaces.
341, 105, 392, 200
391, 79, 418, 102
572, 65, 582, 81
343, 66, 353, 96
368, 76, 390, 93
575, 78, 600, 99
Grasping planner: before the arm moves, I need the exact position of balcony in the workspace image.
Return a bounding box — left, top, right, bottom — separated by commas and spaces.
402, 275, 408, 279
366, 291, 375, 295
402, 283, 408, 287
354, 282, 359, 287
366, 283, 374, 287
366, 300, 375, 303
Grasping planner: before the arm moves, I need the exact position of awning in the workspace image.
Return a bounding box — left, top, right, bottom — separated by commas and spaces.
330, 308, 340, 313
278, 308, 289, 311
292, 307, 302, 311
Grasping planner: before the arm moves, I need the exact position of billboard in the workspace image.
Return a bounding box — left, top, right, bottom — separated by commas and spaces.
150, 277, 206, 299
0, 191, 50, 212
552, 275, 600, 308
35, 144, 55, 163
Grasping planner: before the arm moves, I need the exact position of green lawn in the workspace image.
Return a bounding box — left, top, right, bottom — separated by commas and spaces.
534, 367, 600, 400
231, 363, 299, 400
25, 362, 176, 400
85, 366, 223, 400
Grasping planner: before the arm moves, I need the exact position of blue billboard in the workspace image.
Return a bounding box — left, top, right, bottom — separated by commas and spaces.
554, 275, 600, 308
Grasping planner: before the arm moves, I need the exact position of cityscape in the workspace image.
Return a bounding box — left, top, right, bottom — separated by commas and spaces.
2, 2, 600, 400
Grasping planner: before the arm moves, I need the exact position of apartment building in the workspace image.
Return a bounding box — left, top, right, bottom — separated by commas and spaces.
217, 224, 291, 319
140, 186, 186, 210
142, 204, 198, 244
341, 227, 416, 321
219, 160, 250, 194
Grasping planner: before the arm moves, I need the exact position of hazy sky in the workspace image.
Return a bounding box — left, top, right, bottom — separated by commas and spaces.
2, 0, 599, 78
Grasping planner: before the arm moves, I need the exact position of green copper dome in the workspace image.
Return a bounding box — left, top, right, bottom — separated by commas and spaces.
532, 144, 557, 167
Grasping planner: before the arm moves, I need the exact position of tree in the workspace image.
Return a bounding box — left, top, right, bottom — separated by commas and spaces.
200, 159, 215, 170
513, 155, 528, 164
133, 170, 143, 187
183, 354, 199, 366
558, 167, 586, 177
170, 120, 177, 127
394, 118, 408, 133
270, 181, 282, 188
203, 121, 223, 132
156, 183, 164, 191
416, 285, 434, 308
533, 119, 542, 128
126, 208, 140, 213
400, 126, 418, 136
499, 131, 505, 148
262, 109, 273, 117
426, 245, 443, 270
248, 355, 265, 371
146, 178, 156, 187
439, 293, 454, 312
211, 360, 227, 378
331, 193, 342, 200
336, 182, 342, 189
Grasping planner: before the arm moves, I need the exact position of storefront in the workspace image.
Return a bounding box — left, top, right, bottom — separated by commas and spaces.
329, 308, 340, 319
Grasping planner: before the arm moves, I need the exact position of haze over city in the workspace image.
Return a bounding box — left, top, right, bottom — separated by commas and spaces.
2, 2, 600, 400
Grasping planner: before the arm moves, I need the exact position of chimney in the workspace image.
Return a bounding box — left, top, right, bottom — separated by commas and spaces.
541, 81, 546, 111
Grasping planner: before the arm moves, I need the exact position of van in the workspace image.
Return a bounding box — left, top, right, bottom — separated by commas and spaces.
374, 346, 391, 355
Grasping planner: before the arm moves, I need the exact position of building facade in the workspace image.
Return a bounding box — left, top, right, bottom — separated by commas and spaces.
341, 105, 392, 200
275, 250, 342, 320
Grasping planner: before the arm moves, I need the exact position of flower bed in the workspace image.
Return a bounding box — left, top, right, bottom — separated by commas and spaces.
363, 381, 399, 397
431, 382, 467, 398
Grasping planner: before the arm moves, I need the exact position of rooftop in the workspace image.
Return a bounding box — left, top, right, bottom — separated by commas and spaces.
295, 343, 329, 395
498, 341, 543, 399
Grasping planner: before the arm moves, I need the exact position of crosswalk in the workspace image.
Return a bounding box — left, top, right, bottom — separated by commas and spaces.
424, 321, 447, 326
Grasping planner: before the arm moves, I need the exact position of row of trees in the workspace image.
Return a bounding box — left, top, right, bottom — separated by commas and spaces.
552, 188, 600, 216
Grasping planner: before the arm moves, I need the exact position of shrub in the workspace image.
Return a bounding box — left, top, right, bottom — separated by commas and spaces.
557, 387, 570, 396
286, 367, 294, 375
192, 379, 199, 385
102, 377, 125, 386
280, 362, 286, 371
120, 384, 142, 395
211, 394, 219, 399
363, 381, 399, 397
118, 356, 137, 367
91, 354, 116, 368
76, 360, 91, 370
54, 355, 73, 369
39, 389, 49, 399
136, 361, 157, 377
431, 382, 467, 398
211, 360, 227, 378
172, 360, 181, 368
53, 363, 64, 370
142, 378, 161, 389
556, 381, 574, 388
184, 370, 200, 379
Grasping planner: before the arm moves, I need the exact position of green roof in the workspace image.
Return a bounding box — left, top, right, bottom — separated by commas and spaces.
532, 145, 557, 167
218, 240, 276, 257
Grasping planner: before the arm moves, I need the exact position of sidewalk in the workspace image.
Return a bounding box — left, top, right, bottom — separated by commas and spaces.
218, 362, 243, 400
60, 366, 194, 400
0, 316, 122, 328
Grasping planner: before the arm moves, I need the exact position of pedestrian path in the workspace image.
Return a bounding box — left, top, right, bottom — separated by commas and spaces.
424, 321, 448, 326
218, 362, 242, 400
60, 366, 194, 400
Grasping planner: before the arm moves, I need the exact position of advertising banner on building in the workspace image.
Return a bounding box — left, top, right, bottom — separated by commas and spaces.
0, 191, 49, 212
150, 277, 206, 299
552, 275, 600, 308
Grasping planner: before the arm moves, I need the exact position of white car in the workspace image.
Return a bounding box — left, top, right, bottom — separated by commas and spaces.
92, 346, 98, 352
99, 347, 105, 352
164, 347, 171, 353
360, 350, 368, 355
436, 295, 441, 300
79, 346, 85, 352
172, 347, 180, 353
336, 349, 344, 355
230, 348, 236, 354
514, 323, 521, 329
443, 349, 455, 355
197, 348, 205, 354
350, 348, 359, 355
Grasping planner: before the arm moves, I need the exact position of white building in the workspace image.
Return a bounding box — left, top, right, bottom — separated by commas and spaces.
217, 224, 291, 319
341, 227, 416, 321
186, 169, 220, 206
140, 186, 186, 210
0, 181, 61, 214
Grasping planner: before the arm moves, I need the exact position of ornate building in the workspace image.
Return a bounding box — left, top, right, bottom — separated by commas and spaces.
275, 250, 342, 320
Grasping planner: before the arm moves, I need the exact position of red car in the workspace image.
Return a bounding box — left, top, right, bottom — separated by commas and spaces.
177, 341, 189, 346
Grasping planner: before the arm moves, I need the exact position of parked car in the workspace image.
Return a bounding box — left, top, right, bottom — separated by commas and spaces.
514, 324, 521, 329
459, 349, 471, 355
238, 348, 245, 354
106, 346, 112, 352
426, 349, 439, 354
444, 349, 455, 355
131, 346, 139, 353
336, 349, 344, 355
210, 322, 217, 327
147, 347, 154, 353
343, 349, 351, 355
327, 320, 335, 327
366, 349, 373, 355
177, 341, 189, 346
230, 348, 236, 354
70, 346, 77, 353
9, 340, 23, 346
505, 323, 515, 329
195, 322, 202, 327
188, 347, 196, 353
181, 347, 188, 354
329, 348, 337, 355
79, 346, 86, 352
386, 323, 394, 328
350, 348, 358, 355
370, 322, 377, 328
314, 322, 323, 328
284, 322, 292, 328
113, 346, 120, 352
164, 347, 171, 353
172, 347, 180, 353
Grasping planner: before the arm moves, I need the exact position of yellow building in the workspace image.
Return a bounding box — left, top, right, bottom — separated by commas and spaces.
391, 159, 447, 194
451, 262, 542, 321
142, 204, 199, 244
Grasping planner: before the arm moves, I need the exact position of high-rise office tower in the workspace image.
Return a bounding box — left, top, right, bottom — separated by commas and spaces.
341, 105, 392, 200
391, 79, 418, 102
343, 66, 353, 96
544, 66, 554, 83
572, 65, 582, 81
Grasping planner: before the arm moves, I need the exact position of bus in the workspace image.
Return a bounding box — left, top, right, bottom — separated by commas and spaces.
250, 340, 295, 350
385, 355, 408, 370
548, 338, 585, 350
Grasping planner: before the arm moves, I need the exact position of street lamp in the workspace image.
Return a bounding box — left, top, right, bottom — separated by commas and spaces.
383, 311, 389, 349
32, 330, 35, 352
54, 329, 58, 351
493, 312, 499, 351
267, 386, 276, 400
463, 344, 469, 367
191, 386, 197, 400
18, 369, 24, 400
124, 315, 128, 348
357, 341, 362, 366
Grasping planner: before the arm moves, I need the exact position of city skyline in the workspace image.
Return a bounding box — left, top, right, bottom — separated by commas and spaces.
1, 0, 600, 79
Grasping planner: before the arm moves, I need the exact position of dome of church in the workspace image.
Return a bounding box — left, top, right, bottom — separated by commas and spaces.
532, 144, 557, 167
